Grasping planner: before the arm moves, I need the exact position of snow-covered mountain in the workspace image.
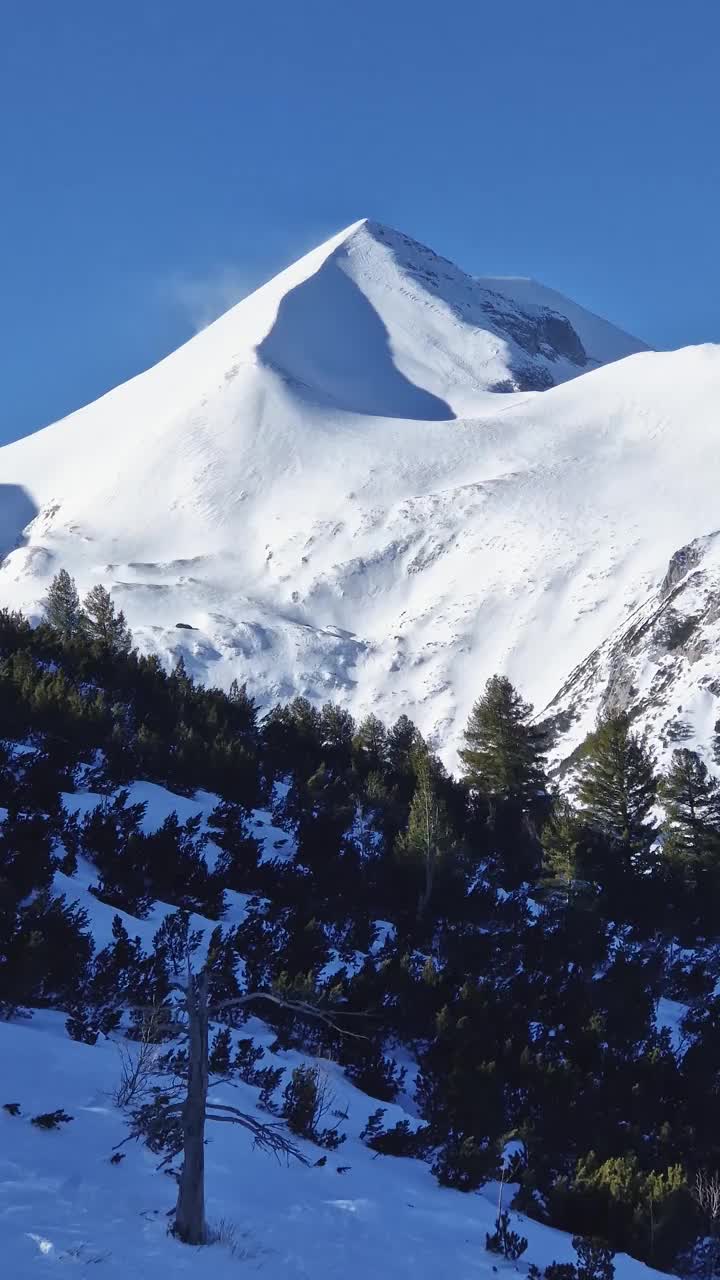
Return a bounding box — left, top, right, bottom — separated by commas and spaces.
1, 216, 717, 768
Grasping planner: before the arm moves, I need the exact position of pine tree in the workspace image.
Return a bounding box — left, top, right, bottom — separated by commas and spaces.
395, 748, 454, 918
42, 570, 82, 641
459, 675, 547, 805
576, 714, 657, 868
540, 798, 589, 901
319, 702, 355, 774
660, 748, 720, 866
353, 713, 388, 776
82, 585, 132, 655
386, 715, 421, 777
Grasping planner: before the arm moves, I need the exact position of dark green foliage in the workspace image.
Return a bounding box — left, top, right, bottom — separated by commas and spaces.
544, 1238, 616, 1280
459, 675, 547, 805
395, 747, 456, 919
3, 1103, 21, 1116
545, 1266, 579, 1280
208, 801, 260, 892
572, 1237, 615, 1280
540, 798, 593, 900
360, 1109, 430, 1158
486, 1210, 528, 1260
359, 1106, 385, 1143
31, 1109, 74, 1130
548, 1153, 693, 1270
129, 1092, 184, 1162
576, 714, 657, 869
660, 748, 720, 896
208, 1027, 232, 1075
281, 1065, 345, 1149
353, 713, 388, 777
82, 584, 133, 655
65, 1007, 100, 1045
432, 1135, 499, 1191
81, 792, 154, 917
233, 1037, 266, 1082
256, 1065, 285, 1112
42, 570, 83, 641
0, 871, 93, 1017
343, 1048, 406, 1102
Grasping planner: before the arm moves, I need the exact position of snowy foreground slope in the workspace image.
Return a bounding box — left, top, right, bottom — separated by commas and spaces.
0, 1012, 669, 1280
1, 217, 718, 766
0, 777, 672, 1280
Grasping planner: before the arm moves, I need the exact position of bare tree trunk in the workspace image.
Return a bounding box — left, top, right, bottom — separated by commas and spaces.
174, 970, 209, 1245
497, 1165, 506, 1220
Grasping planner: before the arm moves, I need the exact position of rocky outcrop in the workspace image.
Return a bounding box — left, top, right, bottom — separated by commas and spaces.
660, 539, 707, 598
542, 530, 720, 773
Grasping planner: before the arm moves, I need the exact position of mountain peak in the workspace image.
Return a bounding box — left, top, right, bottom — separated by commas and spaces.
2, 216, 696, 772
241, 217, 648, 418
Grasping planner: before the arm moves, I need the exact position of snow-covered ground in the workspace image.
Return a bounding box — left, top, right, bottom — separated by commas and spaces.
0, 1011, 668, 1280
0, 217, 717, 768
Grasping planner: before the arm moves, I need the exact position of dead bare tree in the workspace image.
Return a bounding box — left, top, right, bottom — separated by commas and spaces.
113, 1004, 165, 1109
696, 1171, 720, 1222
123, 954, 366, 1246
694, 1171, 720, 1277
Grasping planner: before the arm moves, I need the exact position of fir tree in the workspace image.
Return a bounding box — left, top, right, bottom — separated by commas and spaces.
82, 584, 133, 655
576, 713, 657, 869
540, 797, 589, 901
319, 702, 355, 774
660, 748, 720, 866
459, 675, 547, 805
353, 713, 388, 776
386, 714, 421, 773
42, 569, 82, 641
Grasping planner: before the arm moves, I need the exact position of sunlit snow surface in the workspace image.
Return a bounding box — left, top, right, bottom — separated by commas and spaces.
0, 1007, 669, 1279
1, 218, 717, 768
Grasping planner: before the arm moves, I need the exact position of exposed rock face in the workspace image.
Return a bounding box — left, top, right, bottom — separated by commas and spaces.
537, 311, 588, 365
543, 530, 720, 772
476, 293, 588, 386
660, 538, 708, 599
600, 654, 636, 718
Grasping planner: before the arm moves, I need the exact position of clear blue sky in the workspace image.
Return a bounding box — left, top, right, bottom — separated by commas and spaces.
2, 0, 719, 443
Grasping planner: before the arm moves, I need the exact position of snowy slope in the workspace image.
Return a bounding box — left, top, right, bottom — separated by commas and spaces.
0, 1009, 670, 1280
1, 216, 716, 767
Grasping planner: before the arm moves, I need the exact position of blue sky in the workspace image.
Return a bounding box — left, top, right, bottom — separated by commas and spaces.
2, 0, 719, 444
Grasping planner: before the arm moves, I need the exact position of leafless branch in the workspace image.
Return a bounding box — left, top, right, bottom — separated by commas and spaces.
126, 992, 368, 1038
113, 1007, 166, 1108
210, 992, 369, 1039
695, 1170, 720, 1224
205, 1104, 308, 1164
